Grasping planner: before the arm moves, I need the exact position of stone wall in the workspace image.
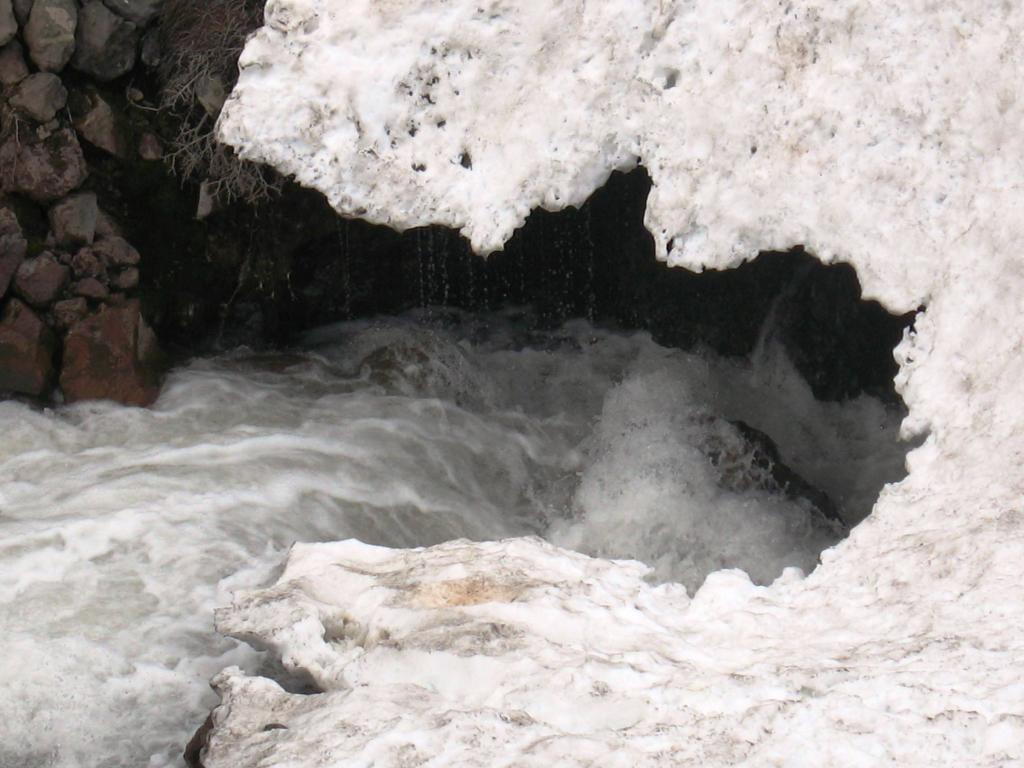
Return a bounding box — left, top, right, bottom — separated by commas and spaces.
0, 0, 166, 405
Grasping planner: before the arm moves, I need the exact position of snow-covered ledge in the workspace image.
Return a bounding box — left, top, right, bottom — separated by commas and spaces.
207, 1, 1024, 764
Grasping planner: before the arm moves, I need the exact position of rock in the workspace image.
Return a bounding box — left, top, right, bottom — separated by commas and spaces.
728, 420, 845, 529
139, 26, 159, 67
0, 40, 29, 85
0, 0, 17, 47
71, 1, 137, 81
50, 295, 86, 329
0, 206, 25, 298
0, 298, 55, 396
72, 90, 129, 157
112, 266, 137, 291
72, 276, 107, 300
24, 0, 77, 72
101, 0, 161, 26
49, 192, 97, 246
196, 180, 225, 219
60, 299, 164, 405
92, 235, 139, 266
14, 252, 69, 307
137, 131, 162, 161
0, 206, 19, 237
184, 713, 214, 768
12, 0, 30, 26
1, 128, 88, 202
196, 74, 227, 117
0, 243, 24, 296
9, 72, 68, 122
94, 208, 122, 238
68, 246, 104, 278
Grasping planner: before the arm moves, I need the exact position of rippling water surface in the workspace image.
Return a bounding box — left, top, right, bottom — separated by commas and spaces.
0, 309, 908, 767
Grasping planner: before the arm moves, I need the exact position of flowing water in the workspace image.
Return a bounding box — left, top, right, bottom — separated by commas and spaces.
0, 308, 909, 767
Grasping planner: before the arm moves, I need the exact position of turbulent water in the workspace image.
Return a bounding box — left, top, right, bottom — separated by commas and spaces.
0, 308, 908, 767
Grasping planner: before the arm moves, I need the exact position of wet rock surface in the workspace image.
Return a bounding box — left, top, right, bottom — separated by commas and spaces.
61, 298, 164, 405
0, 297, 55, 395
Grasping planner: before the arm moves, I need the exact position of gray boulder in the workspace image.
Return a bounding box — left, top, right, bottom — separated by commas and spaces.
9, 72, 67, 122
72, 1, 138, 81
49, 192, 98, 246
101, 0, 162, 26
140, 26, 159, 67
0, 40, 29, 85
196, 74, 228, 117
12, 0, 31, 26
24, 0, 77, 72
0, 0, 17, 47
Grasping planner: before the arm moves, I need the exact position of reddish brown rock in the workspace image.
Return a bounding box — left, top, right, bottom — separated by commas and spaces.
49, 192, 98, 246
0, 240, 25, 298
0, 208, 26, 299
14, 253, 70, 307
68, 247, 105, 279
0, 298, 56, 396
112, 266, 138, 291
60, 299, 165, 406
51, 296, 88, 330
1, 128, 88, 202
72, 276, 108, 300
138, 132, 162, 161
94, 209, 123, 239
92, 235, 139, 266
72, 90, 129, 158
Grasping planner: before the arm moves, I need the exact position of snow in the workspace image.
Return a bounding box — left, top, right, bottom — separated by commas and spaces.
209, 0, 1024, 765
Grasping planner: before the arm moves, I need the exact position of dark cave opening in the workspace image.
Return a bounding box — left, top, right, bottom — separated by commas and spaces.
131, 163, 920, 583
254, 167, 915, 405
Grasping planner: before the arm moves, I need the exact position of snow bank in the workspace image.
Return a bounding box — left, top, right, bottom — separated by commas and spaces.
209, 0, 1024, 765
